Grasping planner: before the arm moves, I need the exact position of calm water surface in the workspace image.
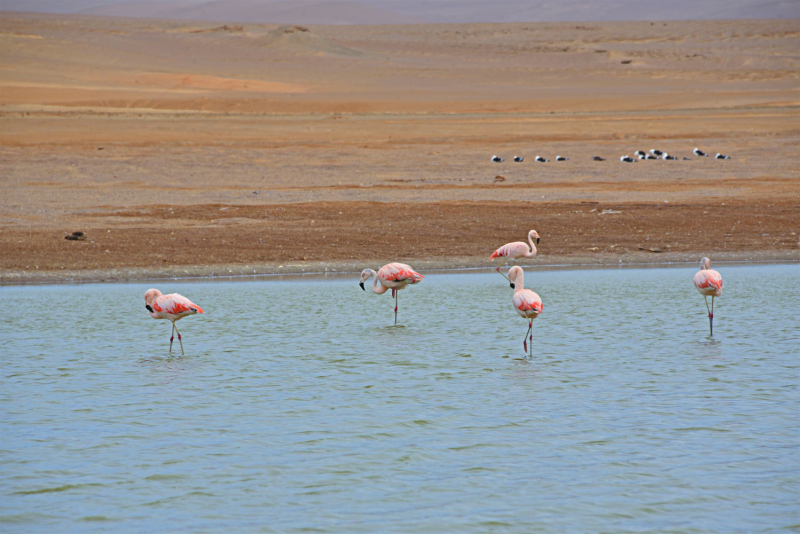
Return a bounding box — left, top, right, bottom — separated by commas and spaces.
1, 265, 798, 533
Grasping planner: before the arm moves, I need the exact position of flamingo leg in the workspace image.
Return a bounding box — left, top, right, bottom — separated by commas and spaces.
394, 289, 398, 325
495, 258, 510, 281
710, 296, 715, 336
173, 322, 185, 355
169, 322, 175, 354
529, 321, 533, 358
522, 321, 532, 355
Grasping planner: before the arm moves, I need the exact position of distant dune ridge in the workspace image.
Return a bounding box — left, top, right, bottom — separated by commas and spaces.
3, 0, 799, 24
2, 14, 798, 114
260, 24, 364, 56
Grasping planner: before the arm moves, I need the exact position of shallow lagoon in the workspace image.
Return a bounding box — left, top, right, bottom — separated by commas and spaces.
2, 265, 798, 533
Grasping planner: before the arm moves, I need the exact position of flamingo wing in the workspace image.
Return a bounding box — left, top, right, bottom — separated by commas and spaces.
490, 241, 528, 260
706, 270, 723, 290
154, 293, 204, 315
513, 290, 543, 314
379, 263, 424, 284
694, 270, 723, 291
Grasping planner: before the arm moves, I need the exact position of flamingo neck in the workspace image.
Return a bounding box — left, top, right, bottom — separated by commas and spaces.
370, 270, 389, 294
527, 234, 537, 257
513, 271, 525, 291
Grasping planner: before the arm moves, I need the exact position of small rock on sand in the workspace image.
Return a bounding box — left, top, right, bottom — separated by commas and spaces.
65, 231, 87, 241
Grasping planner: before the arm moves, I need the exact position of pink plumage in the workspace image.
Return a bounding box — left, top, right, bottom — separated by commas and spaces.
359, 262, 424, 325
491, 242, 531, 260
490, 229, 540, 261
507, 266, 542, 357
490, 229, 541, 283
144, 289, 204, 354
378, 263, 424, 286
513, 291, 543, 315
150, 293, 205, 319
693, 257, 722, 336
693, 269, 723, 296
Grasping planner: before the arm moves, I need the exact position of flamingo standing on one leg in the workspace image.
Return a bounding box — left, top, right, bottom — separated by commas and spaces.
507, 266, 543, 357
490, 229, 541, 281
359, 263, 424, 325
144, 289, 204, 354
693, 257, 723, 336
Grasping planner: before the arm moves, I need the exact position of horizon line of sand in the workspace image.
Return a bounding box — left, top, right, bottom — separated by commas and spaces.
3, 251, 798, 286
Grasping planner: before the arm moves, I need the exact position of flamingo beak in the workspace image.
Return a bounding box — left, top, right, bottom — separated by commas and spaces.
536, 238, 540, 244
509, 282, 515, 289
359, 282, 365, 291
145, 304, 154, 313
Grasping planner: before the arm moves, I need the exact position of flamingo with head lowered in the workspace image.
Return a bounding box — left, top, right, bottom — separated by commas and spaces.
144, 289, 204, 354
359, 263, 424, 325
507, 266, 543, 357
490, 229, 541, 281
693, 257, 723, 335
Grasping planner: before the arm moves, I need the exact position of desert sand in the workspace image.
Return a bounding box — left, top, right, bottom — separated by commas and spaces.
1, 12, 798, 283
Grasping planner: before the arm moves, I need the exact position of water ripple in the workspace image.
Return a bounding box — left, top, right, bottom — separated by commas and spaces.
1, 265, 798, 533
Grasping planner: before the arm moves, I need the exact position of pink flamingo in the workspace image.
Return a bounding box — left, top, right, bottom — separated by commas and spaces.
507, 266, 543, 357
693, 257, 723, 335
490, 229, 541, 281
359, 263, 424, 325
144, 289, 205, 354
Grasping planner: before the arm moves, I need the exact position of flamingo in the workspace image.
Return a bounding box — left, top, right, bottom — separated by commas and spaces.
359, 263, 424, 325
693, 257, 723, 335
507, 266, 543, 357
144, 289, 204, 354
490, 229, 540, 281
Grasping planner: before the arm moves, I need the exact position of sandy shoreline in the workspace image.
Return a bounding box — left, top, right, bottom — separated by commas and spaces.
2, 198, 798, 282
2, 198, 798, 284
3, 253, 798, 286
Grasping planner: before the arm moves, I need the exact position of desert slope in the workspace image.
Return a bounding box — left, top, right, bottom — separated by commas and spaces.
1, 14, 798, 114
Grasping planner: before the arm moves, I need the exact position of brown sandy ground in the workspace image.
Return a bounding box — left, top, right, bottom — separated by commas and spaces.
1, 15, 799, 282
1, 199, 797, 283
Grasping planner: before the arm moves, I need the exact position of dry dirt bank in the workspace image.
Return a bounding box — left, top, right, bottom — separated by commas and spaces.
2, 199, 797, 283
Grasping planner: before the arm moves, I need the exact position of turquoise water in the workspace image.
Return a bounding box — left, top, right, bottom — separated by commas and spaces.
1, 265, 798, 533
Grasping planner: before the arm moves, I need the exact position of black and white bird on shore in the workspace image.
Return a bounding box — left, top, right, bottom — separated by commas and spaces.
556, 156, 568, 161
535, 156, 549, 162
513, 156, 524, 162
650, 149, 664, 157
715, 153, 730, 159
620, 155, 636, 162
634, 150, 647, 157
492, 155, 504, 162
664, 154, 677, 160
693, 148, 708, 157
646, 154, 658, 160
